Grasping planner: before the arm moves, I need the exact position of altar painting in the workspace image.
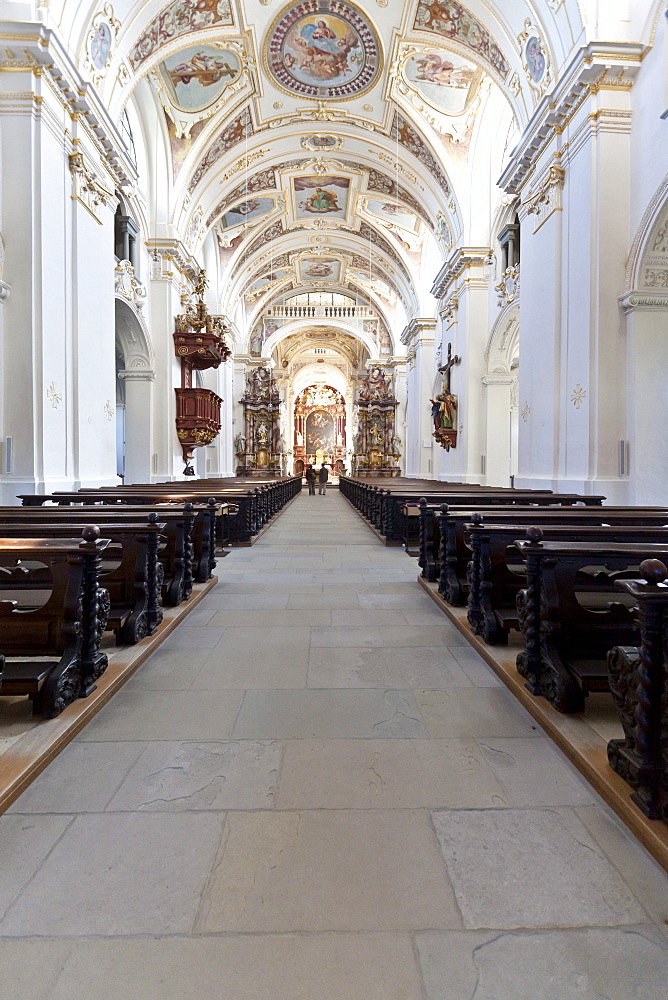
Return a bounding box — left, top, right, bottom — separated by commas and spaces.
306, 410, 335, 454
221, 197, 275, 230
404, 50, 479, 115
159, 45, 241, 111
294, 175, 350, 220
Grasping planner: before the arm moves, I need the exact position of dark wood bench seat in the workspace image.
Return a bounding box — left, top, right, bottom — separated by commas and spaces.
603, 560, 668, 823
431, 506, 668, 606
465, 519, 668, 645
513, 532, 668, 713
11, 504, 197, 605
0, 519, 166, 644
0, 530, 109, 717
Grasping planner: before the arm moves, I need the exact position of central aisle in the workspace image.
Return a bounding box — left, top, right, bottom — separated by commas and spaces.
1, 491, 667, 998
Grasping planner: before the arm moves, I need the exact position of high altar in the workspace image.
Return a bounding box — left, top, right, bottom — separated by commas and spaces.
236, 367, 283, 477
353, 366, 400, 477
292, 384, 346, 476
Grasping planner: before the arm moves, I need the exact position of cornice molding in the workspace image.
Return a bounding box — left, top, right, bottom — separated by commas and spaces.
400, 317, 436, 347
619, 289, 668, 313
0, 20, 136, 189
117, 368, 155, 381
430, 247, 491, 299
499, 42, 644, 196
146, 239, 201, 282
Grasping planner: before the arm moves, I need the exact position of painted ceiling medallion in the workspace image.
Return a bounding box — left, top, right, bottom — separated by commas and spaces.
158, 44, 241, 112
266, 0, 382, 100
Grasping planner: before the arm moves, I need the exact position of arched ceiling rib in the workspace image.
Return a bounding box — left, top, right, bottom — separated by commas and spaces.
54, 0, 594, 335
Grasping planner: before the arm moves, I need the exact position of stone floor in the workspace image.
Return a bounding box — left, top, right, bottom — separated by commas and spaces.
1, 490, 667, 999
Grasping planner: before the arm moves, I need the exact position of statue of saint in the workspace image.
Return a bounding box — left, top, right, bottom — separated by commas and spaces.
430, 392, 457, 431
234, 432, 247, 455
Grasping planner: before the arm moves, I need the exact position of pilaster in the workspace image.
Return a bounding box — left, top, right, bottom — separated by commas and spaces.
401, 317, 436, 478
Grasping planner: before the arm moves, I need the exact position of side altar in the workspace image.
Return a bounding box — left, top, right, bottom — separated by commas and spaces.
353, 366, 400, 477
235, 367, 283, 477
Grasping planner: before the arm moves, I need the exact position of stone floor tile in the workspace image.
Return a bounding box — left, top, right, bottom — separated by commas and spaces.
160, 626, 226, 650
330, 609, 411, 626
401, 607, 461, 626
192, 627, 311, 689
0, 940, 74, 1000
366, 581, 425, 594
197, 592, 291, 610
75, 689, 244, 741
431, 807, 648, 928
417, 689, 540, 737
204, 581, 268, 594
310, 625, 384, 646
415, 927, 668, 1000
197, 810, 461, 932
276, 739, 508, 809
8, 742, 145, 814
0, 815, 73, 920
239, 572, 315, 585
478, 737, 596, 807
40, 934, 425, 1000
107, 741, 283, 811
449, 646, 503, 687
124, 647, 212, 690
207, 609, 330, 627
232, 689, 427, 739
307, 646, 473, 689
178, 605, 218, 626
358, 592, 436, 608
379, 625, 468, 647
575, 805, 668, 925
286, 591, 362, 609
0, 812, 224, 936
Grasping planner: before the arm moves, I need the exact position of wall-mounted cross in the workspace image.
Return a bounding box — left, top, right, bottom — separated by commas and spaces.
438, 342, 461, 393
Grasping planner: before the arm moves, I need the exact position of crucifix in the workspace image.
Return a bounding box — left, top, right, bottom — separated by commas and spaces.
438, 342, 460, 392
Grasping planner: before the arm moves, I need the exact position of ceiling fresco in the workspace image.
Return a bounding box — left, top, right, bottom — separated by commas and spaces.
265, 0, 382, 99
81, 0, 558, 354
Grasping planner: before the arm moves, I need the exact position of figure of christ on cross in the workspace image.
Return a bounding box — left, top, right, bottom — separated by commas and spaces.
431, 342, 460, 432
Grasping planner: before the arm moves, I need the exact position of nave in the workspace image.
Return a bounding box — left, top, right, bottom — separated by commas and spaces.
1, 491, 667, 999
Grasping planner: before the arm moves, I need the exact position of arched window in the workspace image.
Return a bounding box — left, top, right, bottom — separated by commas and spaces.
498, 213, 520, 270
114, 199, 139, 267
119, 110, 137, 169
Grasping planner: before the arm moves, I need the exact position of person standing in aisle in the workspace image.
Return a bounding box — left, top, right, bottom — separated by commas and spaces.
305, 464, 316, 496
318, 464, 329, 495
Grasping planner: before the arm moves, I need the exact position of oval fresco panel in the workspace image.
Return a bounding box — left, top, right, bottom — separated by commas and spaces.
404, 50, 480, 116
159, 45, 240, 112
266, 0, 381, 99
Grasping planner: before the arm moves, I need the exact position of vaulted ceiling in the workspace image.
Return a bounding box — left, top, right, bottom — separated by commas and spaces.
53, 0, 603, 346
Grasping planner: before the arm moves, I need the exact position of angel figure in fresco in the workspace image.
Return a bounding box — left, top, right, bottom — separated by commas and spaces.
431, 391, 457, 431
170, 51, 236, 88
415, 52, 456, 85
292, 19, 359, 81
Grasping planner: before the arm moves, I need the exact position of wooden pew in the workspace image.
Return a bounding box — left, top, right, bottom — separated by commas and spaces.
12, 503, 197, 604
606, 558, 668, 823
514, 529, 668, 713
432, 506, 668, 607
465, 518, 668, 645
0, 528, 109, 717
0, 517, 165, 644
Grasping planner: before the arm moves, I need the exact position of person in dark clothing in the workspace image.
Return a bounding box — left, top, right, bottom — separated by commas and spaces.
318, 464, 329, 495
305, 464, 316, 495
